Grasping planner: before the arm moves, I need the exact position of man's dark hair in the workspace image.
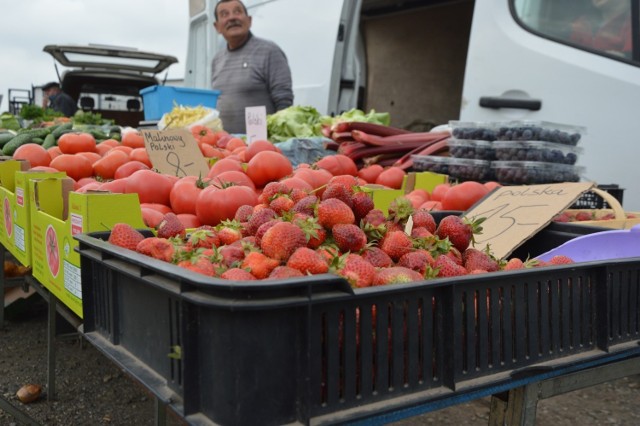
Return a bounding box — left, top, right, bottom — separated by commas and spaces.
42, 81, 61, 91
214, 0, 248, 21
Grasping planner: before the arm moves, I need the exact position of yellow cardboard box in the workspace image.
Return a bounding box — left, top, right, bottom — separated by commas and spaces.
29, 177, 145, 318
0, 157, 65, 265
362, 171, 448, 215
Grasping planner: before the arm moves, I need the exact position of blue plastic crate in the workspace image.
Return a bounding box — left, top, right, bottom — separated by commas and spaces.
140, 85, 221, 121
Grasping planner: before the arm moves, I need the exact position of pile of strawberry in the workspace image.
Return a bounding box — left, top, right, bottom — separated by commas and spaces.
108, 175, 575, 286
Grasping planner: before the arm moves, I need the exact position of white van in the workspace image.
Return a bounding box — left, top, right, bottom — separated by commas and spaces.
185, 0, 640, 210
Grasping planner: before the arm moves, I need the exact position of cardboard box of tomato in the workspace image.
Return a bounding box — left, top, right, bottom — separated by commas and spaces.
361, 171, 448, 215
0, 158, 66, 266
29, 176, 145, 318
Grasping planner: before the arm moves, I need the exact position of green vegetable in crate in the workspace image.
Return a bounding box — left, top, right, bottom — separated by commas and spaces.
0, 113, 20, 131
2, 128, 51, 156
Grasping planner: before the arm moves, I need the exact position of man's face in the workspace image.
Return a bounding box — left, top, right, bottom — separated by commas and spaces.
214, 1, 251, 42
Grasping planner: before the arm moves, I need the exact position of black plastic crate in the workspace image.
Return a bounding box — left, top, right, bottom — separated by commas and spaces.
571, 184, 625, 209
75, 224, 640, 426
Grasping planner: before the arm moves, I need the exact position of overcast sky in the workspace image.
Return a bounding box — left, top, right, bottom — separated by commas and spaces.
0, 0, 189, 112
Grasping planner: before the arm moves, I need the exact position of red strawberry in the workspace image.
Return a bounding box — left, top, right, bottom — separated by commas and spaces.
109, 223, 145, 251
286, 247, 329, 275
317, 198, 355, 230
337, 254, 376, 288
411, 226, 433, 239
503, 257, 525, 270
260, 221, 307, 261
351, 191, 374, 222
188, 229, 220, 249
292, 195, 319, 216
267, 265, 305, 280
234, 204, 255, 222
246, 208, 277, 235
553, 212, 572, 222
136, 237, 175, 262
462, 248, 499, 273
332, 223, 368, 253
380, 230, 413, 261
398, 250, 435, 274
362, 209, 386, 227
269, 195, 295, 215
387, 197, 414, 224
327, 174, 359, 192
157, 212, 186, 239
548, 255, 574, 265
321, 184, 354, 208
177, 256, 216, 276
435, 215, 485, 252
361, 247, 393, 268
574, 211, 593, 221
258, 181, 290, 204
411, 209, 437, 233
241, 251, 280, 279
216, 220, 243, 245
220, 268, 256, 280
218, 244, 245, 267
373, 266, 423, 285
434, 254, 468, 278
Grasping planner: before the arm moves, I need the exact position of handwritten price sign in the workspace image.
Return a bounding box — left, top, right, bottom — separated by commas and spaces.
142, 129, 210, 178
464, 182, 595, 259
245, 106, 267, 144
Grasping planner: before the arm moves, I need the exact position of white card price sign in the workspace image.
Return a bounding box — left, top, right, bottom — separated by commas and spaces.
245, 106, 268, 143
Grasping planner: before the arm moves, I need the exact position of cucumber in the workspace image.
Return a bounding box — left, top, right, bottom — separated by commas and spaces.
0, 133, 16, 148
42, 133, 57, 149
31, 138, 44, 145
2, 129, 51, 156
51, 122, 73, 139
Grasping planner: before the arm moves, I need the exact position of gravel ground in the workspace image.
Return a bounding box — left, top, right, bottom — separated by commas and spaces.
1, 294, 639, 426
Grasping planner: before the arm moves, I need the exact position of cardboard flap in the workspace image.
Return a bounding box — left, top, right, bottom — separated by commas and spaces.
464, 181, 595, 259
33, 177, 75, 221
0, 158, 30, 191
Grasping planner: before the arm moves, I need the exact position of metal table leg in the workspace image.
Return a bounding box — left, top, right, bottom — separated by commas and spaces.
0, 394, 41, 425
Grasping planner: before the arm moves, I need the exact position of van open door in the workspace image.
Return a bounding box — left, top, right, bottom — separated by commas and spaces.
185, 0, 360, 116
461, 0, 640, 209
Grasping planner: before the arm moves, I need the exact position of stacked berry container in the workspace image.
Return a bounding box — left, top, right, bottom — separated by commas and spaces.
490, 121, 586, 184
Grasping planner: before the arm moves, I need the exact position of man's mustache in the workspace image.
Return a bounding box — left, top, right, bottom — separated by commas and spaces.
226, 20, 242, 29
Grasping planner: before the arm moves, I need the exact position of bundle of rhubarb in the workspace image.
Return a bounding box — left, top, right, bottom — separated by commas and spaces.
323, 121, 451, 170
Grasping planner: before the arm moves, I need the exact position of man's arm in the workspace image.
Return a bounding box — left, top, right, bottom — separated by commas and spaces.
267, 46, 294, 111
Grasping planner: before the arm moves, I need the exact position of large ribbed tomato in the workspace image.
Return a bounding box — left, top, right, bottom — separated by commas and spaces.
245, 151, 292, 188
124, 169, 175, 206
196, 185, 259, 226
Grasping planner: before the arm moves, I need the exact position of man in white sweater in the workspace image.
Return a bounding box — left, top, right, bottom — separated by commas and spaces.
211, 0, 294, 134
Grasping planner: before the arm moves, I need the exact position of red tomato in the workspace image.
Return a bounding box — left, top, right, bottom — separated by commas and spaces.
191, 125, 217, 145
12, 143, 51, 168
141, 207, 164, 228
129, 148, 152, 167
114, 161, 150, 179
140, 203, 173, 215
98, 178, 128, 193
170, 176, 210, 215
315, 154, 358, 176
49, 154, 94, 181
420, 200, 443, 211
484, 181, 502, 191
244, 139, 278, 162
99, 139, 120, 148
225, 137, 247, 151
75, 182, 102, 193
440, 181, 489, 211
77, 151, 102, 165
245, 151, 293, 188
57, 132, 97, 154
375, 167, 406, 189
207, 158, 243, 178
279, 177, 313, 192
407, 189, 430, 203
93, 150, 129, 180
29, 166, 59, 173
293, 167, 332, 195
176, 213, 201, 229
211, 170, 256, 191
430, 183, 451, 201
121, 130, 145, 148
125, 170, 175, 206
47, 146, 63, 159
196, 185, 259, 226
74, 177, 98, 191
357, 164, 384, 184
95, 143, 113, 156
